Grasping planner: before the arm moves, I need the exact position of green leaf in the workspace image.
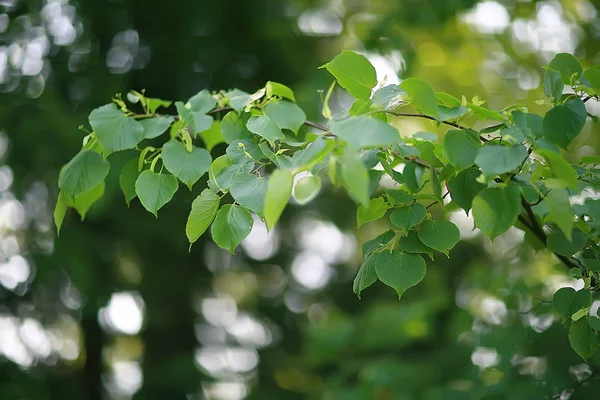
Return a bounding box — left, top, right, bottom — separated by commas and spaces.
438, 105, 468, 121
583, 66, 600, 93
119, 158, 140, 205
140, 116, 174, 140
226, 139, 263, 164
73, 181, 105, 220
474, 144, 528, 177
341, 148, 370, 206
89, 104, 144, 155
472, 184, 520, 241
362, 230, 395, 257
209, 155, 232, 182
58, 150, 110, 197
293, 137, 335, 173
386, 190, 415, 206
417, 220, 460, 256
443, 130, 481, 172
265, 81, 296, 102
211, 204, 254, 254
264, 100, 306, 134
468, 104, 505, 121
147, 97, 172, 114
569, 318, 598, 360
447, 167, 485, 213
215, 163, 254, 191
542, 98, 587, 149
398, 230, 434, 260
246, 115, 284, 143
543, 69, 564, 99
538, 149, 578, 190
399, 78, 440, 120
226, 89, 251, 112
175, 101, 213, 134
402, 162, 423, 193
221, 111, 251, 143
374, 250, 427, 299
134, 170, 179, 216
230, 173, 269, 214
372, 84, 404, 108
264, 169, 293, 230
553, 287, 577, 318
547, 53, 583, 84
357, 197, 389, 227
294, 175, 322, 205
188, 90, 217, 113
544, 188, 574, 240
330, 116, 399, 148
321, 50, 377, 100
54, 191, 70, 234
162, 140, 212, 189
390, 204, 426, 232
186, 189, 220, 244
198, 121, 225, 152
353, 253, 378, 299
547, 228, 586, 256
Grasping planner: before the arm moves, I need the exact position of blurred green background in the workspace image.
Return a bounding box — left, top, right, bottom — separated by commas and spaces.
1, 0, 600, 399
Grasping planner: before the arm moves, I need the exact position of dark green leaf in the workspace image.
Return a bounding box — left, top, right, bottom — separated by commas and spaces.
547, 228, 586, 256
403, 162, 423, 193
375, 250, 427, 299
398, 230, 434, 260
569, 318, 598, 360
443, 130, 481, 172
417, 220, 460, 256
447, 167, 485, 213
472, 184, 521, 240
390, 204, 426, 232
543, 69, 564, 99
475, 144, 528, 177
362, 230, 395, 257
542, 98, 587, 149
